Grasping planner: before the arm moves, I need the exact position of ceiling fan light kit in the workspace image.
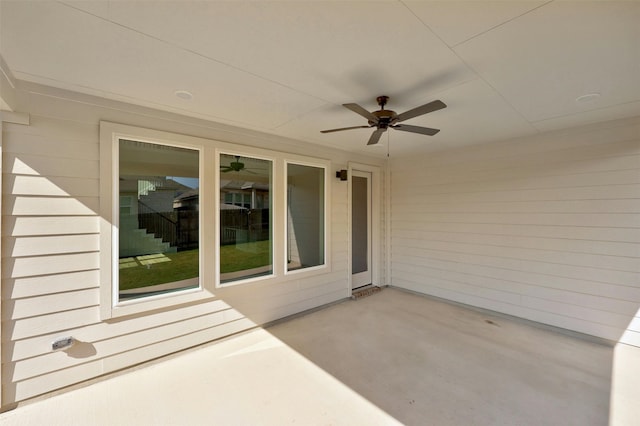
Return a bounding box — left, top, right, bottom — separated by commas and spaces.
321, 95, 446, 145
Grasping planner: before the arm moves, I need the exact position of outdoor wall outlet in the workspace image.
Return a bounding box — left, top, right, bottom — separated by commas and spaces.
51, 336, 75, 351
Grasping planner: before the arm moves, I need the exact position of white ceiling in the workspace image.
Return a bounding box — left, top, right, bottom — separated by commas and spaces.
1, 1, 639, 157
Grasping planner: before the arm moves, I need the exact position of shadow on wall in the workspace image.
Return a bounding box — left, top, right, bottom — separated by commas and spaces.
64, 340, 98, 359
1, 119, 347, 406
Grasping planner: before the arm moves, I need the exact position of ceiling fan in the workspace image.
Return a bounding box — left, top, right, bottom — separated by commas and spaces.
221, 156, 254, 173
321, 96, 446, 145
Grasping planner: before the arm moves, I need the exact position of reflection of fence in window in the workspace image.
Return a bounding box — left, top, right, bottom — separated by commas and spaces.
220, 209, 270, 245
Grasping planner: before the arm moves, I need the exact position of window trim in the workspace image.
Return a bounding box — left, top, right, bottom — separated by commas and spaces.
283, 157, 331, 277
100, 122, 333, 318
216, 148, 277, 288
100, 122, 214, 319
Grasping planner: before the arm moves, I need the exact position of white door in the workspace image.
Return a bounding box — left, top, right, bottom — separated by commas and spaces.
351, 170, 372, 289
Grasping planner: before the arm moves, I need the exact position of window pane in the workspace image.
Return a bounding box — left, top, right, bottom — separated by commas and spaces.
219, 154, 272, 283
351, 175, 368, 274
119, 139, 199, 301
287, 163, 325, 271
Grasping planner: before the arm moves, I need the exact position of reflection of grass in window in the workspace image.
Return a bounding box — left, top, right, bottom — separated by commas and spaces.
119, 249, 199, 290
119, 240, 271, 290
220, 240, 271, 273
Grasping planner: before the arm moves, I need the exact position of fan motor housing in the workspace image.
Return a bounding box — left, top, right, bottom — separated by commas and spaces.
370, 109, 398, 128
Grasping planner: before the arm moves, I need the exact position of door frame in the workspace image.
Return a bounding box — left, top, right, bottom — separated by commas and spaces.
348, 162, 382, 291
350, 169, 372, 289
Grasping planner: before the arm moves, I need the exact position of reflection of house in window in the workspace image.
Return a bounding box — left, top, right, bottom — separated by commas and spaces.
174, 188, 199, 210
219, 179, 270, 245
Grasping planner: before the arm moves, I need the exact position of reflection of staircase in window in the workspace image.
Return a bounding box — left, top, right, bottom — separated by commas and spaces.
119, 182, 180, 258
119, 214, 176, 257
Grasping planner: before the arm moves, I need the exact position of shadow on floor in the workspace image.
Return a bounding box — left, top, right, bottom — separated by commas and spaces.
267, 287, 614, 426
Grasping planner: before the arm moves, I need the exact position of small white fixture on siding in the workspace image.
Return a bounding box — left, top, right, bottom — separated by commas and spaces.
51, 336, 75, 351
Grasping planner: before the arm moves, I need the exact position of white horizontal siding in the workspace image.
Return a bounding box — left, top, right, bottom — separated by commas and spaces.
4, 196, 99, 216
6, 175, 99, 197
393, 257, 640, 305
395, 212, 639, 228
397, 278, 627, 341
393, 237, 638, 271
3, 299, 235, 362
3, 216, 100, 236
393, 182, 640, 202
3, 234, 100, 258
4, 307, 100, 341
1, 87, 374, 405
392, 149, 640, 185
3, 288, 99, 321
391, 117, 640, 345
6, 317, 256, 403
2, 270, 99, 299
393, 228, 639, 257
393, 246, 637, 287
4, 152, 100, 178
2, 252, 100, 279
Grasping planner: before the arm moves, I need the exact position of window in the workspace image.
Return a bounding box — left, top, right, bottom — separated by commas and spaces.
118, 139, 200, 301
286, 163, 325, 271
100, 122, 210, 319
101, 122, 331, 317
219, 153, 273, 284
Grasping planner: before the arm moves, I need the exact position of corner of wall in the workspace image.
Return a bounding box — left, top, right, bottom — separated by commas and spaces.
0, 55, 18, 112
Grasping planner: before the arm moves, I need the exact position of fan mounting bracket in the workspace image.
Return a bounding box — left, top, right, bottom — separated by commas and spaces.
376, 95, 389, 108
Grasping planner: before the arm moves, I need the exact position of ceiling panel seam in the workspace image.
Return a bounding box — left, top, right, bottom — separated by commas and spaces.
448, 0, 554, 49
400, 0, 539, 134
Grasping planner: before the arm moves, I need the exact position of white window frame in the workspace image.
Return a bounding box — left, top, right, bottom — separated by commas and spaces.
99, 122, 215, 319
284, 158, 331, 276
216, 148, 277, 288
100, 122, 333, 317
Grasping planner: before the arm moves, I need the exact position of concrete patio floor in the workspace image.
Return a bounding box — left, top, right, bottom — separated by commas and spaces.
1, 287, 617, 425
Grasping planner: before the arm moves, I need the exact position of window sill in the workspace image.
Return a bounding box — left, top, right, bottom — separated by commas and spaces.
102, 286, 214, 320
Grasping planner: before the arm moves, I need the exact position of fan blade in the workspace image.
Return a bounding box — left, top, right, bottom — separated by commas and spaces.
221, 167, 233, 172
396, 100, 446, 123
320, 125, 371, 134
367, 128, 386, 145
343, 103, 379, 123
392, 124, 440, 136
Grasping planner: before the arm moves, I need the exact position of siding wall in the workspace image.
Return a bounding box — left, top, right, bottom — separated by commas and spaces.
0, 84, 382, 405
390, 117, 640, 345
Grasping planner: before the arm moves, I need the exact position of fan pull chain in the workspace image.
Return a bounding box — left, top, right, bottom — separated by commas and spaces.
387, 131, 390, 157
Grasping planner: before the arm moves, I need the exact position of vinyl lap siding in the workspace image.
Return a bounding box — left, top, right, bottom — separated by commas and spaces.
1, 110, 353, 404
390, 118, 640, 345
2, 118, 103, 401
